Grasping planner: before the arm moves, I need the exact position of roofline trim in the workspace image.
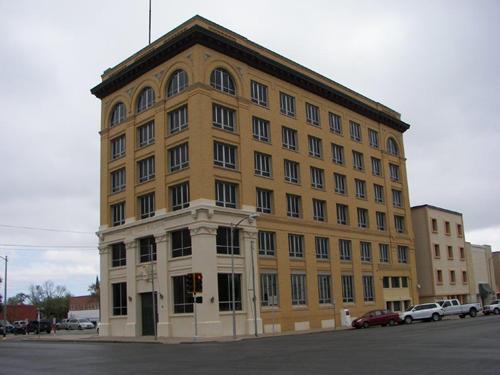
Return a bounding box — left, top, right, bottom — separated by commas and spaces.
411, 204, 463, 216
91, 25, 410, 132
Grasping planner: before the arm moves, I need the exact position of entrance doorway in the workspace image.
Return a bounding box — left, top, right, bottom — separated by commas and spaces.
141, 292, 158, 336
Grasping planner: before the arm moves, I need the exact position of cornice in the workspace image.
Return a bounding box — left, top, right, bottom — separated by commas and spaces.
91, 25, 410, 133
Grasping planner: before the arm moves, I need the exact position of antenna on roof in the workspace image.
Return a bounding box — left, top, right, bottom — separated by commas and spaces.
148, 0, 152, 45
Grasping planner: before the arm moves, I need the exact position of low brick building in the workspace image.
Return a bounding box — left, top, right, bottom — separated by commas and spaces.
68, 295, 100, 323
0, 304, 37, 322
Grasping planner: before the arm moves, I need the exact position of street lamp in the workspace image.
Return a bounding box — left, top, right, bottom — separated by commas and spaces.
0, 255, 7, 338
230, 213, 258, 339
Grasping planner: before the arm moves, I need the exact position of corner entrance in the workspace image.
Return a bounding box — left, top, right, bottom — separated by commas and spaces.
141, 292, 158, 336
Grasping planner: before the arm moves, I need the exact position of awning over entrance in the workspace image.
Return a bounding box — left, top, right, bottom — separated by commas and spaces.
479, 283, 495, 297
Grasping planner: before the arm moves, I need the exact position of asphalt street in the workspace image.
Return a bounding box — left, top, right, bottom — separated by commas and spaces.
1, 316, 499, 375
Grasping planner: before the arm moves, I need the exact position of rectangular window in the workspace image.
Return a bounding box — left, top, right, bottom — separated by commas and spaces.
318, 275, 332, 304
349, 121, 362, 142
332, 143, 344, 164
374, 184, 384, 203
215, 180, 237, 208
460, 247, 465, 260
363, 275, 375, 302
256, 188, 273, 214
357, 208, 368, 228
168, 142, 189, 172
137, 156, 155, 183
280, 92, 296, 117
139, 236, 157, 263
355, 179, 366, 199
334, 173, 347, 194
216, 227, 240, 255
391, 277, 400, 288
383, 277, 390, 288
315, 237, 329, 259
457, 224, 463, 237
252, 117, 270, 142
306, 103, 320, 126
401, 277, 408, 288
310, 167, 324, 189
437, 269, 443, 283
448, 246, 454, 259
261, 273, 278, 307
111, 243, 126, 267
371, 157, 382, 176
341, 275, 354, 303
288, 234, 304, 257
379, 244, 389, 263
434, 244, 441, 258
137, 121, 154, 147
213, 104, 236, 131
258, 231, 276, 256
336, 204, 348, 225
450, 270, 456, 284
170, 182, 189, 210
111, 168, 126, 193
339, 239, 352, 261
138, 192, 155, 219
462, 271, 467, 283
284, 159, 300, 183
431, 218, 438, 232
352, 151, 364, 170
308, 135, 322, 158
111, 202, 125, 226
360, 242, 372, 262
171, 228, 191, 258
218, 273, 242, 311
111, 135, 125, 160
291, 274, 307, 305
168, 105, 188, 134
445, 221, 451, 235
251, 80, 268, 106
368, 129, 379, 148
392, 189, 402, 208
254, 152, 272, 177
313, 199, 326, 222
376, 211, 386, 231
389, 163, 400, 181
329, 112, 342, 134
172, 275, 194, 313
112, 282, 127, 315
214, 142, 236, 169
395, 215, 405, 233
398, 245, 408, 264
282, 126, 298, 150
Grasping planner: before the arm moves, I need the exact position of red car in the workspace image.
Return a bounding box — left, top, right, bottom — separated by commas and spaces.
351, 309, 400, 329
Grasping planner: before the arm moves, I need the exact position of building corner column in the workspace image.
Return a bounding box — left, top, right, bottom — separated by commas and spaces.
125, 239, 138, 336
98, 244, 111, 336
154, 232, 171, 337
243, 229, 263, 335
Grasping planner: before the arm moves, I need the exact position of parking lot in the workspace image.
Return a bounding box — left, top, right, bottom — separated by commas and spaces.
1, 315, 498, 375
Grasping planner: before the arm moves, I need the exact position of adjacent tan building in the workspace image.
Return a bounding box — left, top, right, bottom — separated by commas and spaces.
411, 205, 470, 303
91, 16, 418, 338
491, 251, 500, 298
465, 243, 496, 305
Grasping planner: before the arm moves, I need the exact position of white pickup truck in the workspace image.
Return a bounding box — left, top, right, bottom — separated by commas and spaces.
436, 299, 481, 318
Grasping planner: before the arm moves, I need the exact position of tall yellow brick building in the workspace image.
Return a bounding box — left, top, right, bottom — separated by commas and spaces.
91, 16, 418, 337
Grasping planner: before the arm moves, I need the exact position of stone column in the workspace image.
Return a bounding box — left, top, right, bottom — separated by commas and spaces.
154, 232, 170, 337
189, 224, 222, 337
243, 230, 263, 335
124, 239, 138, 336
98, 244, 111, 336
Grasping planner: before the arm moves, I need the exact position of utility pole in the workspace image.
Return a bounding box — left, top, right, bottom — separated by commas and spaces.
1, 255, 7, 338
148, 0, 152, 45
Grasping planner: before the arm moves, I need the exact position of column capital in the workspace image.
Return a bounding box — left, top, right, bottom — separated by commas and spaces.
125, 240, 137, 250
153, 233, 168, 244
98, 244, 110, 255
242, 229, 258, 241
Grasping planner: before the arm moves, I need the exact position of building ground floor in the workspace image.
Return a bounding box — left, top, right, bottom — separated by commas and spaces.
98, 200, 418, 338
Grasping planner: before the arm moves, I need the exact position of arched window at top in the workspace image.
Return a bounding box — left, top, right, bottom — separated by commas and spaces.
110, 102, 126, 127
387, 137, 399, 156
210, 68, 235, 95
136, 87, 155, 113
167, 70, 188, 97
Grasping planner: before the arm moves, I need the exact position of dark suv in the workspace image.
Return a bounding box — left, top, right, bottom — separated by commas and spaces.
14, 320, 52, 334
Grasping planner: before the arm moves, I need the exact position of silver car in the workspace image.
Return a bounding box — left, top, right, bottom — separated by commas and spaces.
67, 319, 95, 330
399, 303, 444, 324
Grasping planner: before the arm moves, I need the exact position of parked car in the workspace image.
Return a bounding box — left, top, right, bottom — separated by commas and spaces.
483, 300, 500, 315
56, 319, 70, 330
436, 299, 481, 318
352, 309, 400, 328
67, 318, 95, 330
400, 303, 444, 324
14, 320, 52, 334
0, 321, 15, 334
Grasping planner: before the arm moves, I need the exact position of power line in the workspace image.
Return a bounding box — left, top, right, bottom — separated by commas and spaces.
0, 243, 97, 249
0, 224, 95, 234
0, 247, 98, 252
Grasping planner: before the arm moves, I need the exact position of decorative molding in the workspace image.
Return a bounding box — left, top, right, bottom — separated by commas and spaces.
242, 230, 258, 240
154, 233, 168, 244
125, 240, 137, 250
154, 70, 164, 81
204, 52, 211, 61
98, 245, 110, 255
186, 53, 193, 62
127, 87, 134, 97
189, 225, 217, 236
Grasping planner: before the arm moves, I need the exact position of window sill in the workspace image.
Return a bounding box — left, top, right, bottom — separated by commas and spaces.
135, 143, 155, 152
250, 101, 269, 110
168, 166, 190, 176
166, 126, 189, 138
212, 125, 239, 136
254, 173, 273, 180
109, 266, 126, 271
252, 137, 272, 145
280, 112, 296, 119
291, 305, 308, 310
135, 178, 156, 187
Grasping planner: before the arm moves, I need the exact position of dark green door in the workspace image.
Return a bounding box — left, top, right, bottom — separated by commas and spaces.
141, 292, 158, 336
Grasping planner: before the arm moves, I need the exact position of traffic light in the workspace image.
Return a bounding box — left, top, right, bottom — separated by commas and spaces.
185, 273, 193, 294
194, 273, 203, 294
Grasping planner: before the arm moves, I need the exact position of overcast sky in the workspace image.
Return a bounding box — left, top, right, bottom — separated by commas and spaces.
1, 0, 499, 297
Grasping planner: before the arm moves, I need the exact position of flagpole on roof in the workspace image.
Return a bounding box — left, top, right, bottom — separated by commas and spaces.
148, 0, 152, 45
